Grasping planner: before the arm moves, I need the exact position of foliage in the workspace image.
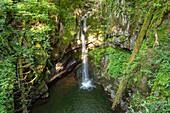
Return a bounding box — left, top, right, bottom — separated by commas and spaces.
108, 49, 130, 79
89, 48, 106, 68
89, 47, 130, 78
0, 57, 15, 113
97, 0, 169, 112
127, 17, 170, 113
127, 38, 170, 112
0, 1, 16, 112
0, 0, 83, 112
0, 0, 169, 112
129, 93, 169, 113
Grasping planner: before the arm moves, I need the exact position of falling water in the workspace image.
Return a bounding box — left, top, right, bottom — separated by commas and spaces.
81, 29, 88, 80
80, 16, 95, 90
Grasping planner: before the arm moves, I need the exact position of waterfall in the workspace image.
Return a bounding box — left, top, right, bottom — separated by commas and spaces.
81, 28, 89, 81
80, 16, 95, 90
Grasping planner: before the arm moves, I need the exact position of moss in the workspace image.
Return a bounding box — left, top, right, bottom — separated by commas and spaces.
112, 79, 126, 109
129, 6, 154, 62
137, 72, 142, 86
146, 1, 169, 46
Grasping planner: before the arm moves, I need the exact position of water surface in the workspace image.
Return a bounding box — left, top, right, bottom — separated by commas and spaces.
31, 75, 122, 113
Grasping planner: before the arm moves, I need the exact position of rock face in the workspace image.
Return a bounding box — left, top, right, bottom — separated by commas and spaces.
29, 80, 49, 102
109, 10, 138, 51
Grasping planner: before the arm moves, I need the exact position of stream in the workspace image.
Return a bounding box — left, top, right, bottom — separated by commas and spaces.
31, 74, 123, 113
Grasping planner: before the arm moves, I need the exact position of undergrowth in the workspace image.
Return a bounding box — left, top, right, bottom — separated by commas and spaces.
89, 47, 130, 79
127, 23, 170, 113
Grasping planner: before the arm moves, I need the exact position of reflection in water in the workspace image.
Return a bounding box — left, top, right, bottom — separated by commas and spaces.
31, 75, 123, 113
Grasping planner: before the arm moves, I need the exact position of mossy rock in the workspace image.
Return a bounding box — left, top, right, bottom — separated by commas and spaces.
35, 80, 48, 95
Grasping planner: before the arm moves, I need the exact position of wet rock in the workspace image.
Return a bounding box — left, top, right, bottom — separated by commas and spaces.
120, 101, 129, 111
41, 92, 49, 99
29, 80, 49, 102
38, 81, 48, 95
95, 74, 119, 97
110, 89, 116, 99
113, 38, 121, 46
112, 34, 137, 51
130, 33, 137, 50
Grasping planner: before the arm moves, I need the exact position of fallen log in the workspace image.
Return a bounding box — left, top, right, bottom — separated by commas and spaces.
48, 70, 67, 83
47, 59, 81, 84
